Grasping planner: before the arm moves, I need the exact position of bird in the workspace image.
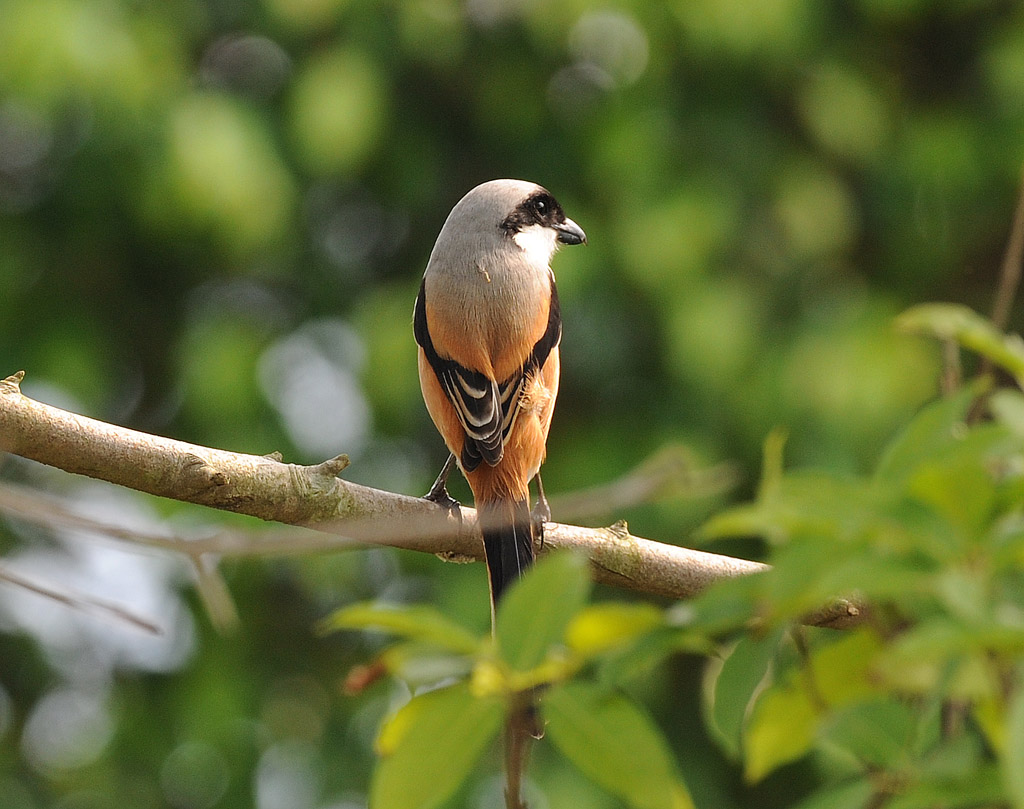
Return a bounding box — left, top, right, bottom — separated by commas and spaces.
414, 179, 586, 617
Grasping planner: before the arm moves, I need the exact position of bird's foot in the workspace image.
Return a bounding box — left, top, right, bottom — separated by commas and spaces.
530, 507, 548, 554
423, 454, 461, 519
531, 474, 551, 551
533, 472, 552, 523
424, 482, 462, 519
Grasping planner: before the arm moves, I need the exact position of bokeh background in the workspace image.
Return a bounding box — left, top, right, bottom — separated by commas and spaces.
0, 0, 1022, 806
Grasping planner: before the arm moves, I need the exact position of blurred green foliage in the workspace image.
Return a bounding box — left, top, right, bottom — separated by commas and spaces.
1, 0, 1024, 806
691, 316, 1024, 809
329, 312, 1024, 808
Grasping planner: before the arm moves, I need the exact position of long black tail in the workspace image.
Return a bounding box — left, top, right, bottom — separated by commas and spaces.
481, 497, 544, 741
479, 498, 535, 608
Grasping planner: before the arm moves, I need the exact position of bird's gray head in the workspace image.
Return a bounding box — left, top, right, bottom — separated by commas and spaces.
436, 179, 586, 268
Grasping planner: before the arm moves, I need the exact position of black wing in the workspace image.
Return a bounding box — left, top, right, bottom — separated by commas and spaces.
415, 277, 561, 472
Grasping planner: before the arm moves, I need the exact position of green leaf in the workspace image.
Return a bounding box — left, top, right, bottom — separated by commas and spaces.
974, 697, 1005, 756
874, 383, 980, 487
788, 778, 875, 809
1005, 679, 1024, 808
495, 551, 591, 671
820, 698, 916, 767
698, 503, 784, 544
809, 628, 884, 707
545, 682, 694, 809
991, 389, 1024, 436
704, 629, 785, 759
379, 642, 474, 688
688, 570, 766, 635
884, 764, 1005, 809
318, 602, 480, 655
703, 470, 877, 547
370, 683, 503, 809
599, 626, 713, 687
809, 551, 935, 607
743, 681, 818, 782
918, 733, 984, 780
991, 391, 1024, 440
896, 303, 1024, 384
879, 617, 1024, 680
565, 602, 664, 659
762, 541, 856, 620
902, 425, 1011, 542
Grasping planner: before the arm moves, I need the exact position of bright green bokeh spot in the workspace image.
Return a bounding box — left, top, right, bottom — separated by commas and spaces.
398, 0, 467, 67
983, 25, 1024, 115
289, 48, 387, 177
809, 628, 883, 707
29, 316, 112, 411
796, 63, 890, 161
1003, 685, 1024, 807
773, 160, 858, 260
673, 0, 818, 58
0, 0, 182, 115
666, 279, 762, 389
176, 315, 268, 441
354, 287, 423, 431
263, 0, 349, 33
781, 304, 939, 449
616, 182, 741, 295
146, 93, 297, 258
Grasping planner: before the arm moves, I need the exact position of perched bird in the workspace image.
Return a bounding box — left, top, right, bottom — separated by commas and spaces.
414, 179, 586, 614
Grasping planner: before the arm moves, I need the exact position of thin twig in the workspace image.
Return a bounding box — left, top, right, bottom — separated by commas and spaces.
503, 699, 535, 809
0, 563, 161, 634
966, 166, 1024, 422
792, 627, 827, 712
548, 444, 737, 524
989, 164, 1024, 335
0, 481, 365, 558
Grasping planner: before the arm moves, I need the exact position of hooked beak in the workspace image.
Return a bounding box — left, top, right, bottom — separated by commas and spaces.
554, 217, 587, 246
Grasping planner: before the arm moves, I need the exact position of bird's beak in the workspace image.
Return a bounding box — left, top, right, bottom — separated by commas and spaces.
554, 218, 587, 246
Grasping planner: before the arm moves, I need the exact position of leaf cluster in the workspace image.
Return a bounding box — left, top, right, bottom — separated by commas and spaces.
322, 552, 694, 809
333, 304, 1024, 809
695, 304, 1024, 807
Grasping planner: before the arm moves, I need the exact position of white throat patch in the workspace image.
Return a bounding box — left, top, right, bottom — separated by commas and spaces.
511, 224, 558, 266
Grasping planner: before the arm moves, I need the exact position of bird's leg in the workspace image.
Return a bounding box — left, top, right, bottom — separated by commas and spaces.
531, 472, 552, 553
423, 453, 461, 517
533, 472, 552, 522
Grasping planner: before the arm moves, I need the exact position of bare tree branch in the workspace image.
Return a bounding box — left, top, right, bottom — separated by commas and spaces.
0, 371, 863, 629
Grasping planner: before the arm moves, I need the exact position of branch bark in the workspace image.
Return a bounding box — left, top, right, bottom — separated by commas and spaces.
0, 371, 863, 629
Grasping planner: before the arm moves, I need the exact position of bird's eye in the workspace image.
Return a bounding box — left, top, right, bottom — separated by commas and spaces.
534, 199, 546, 213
